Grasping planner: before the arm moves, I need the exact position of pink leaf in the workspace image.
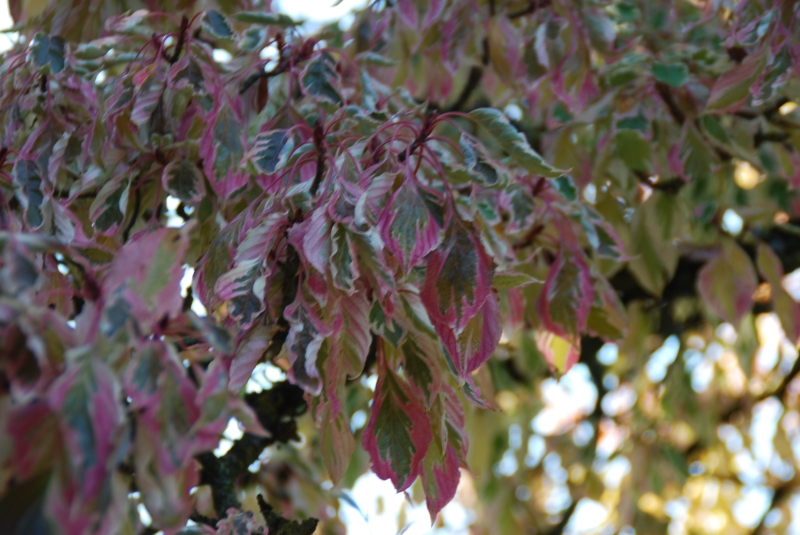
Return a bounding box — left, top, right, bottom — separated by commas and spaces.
379, 181, 443, 273
437, 291, 502, 378
537, 245, 594, 341
421, 220, 494, 330
363, 365, 432, 492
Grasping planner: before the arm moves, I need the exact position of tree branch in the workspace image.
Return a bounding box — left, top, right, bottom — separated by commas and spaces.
196, 382, 308, 517
168, 16, 189, 65
654, 81, 685, 125
508, 0, 551, 19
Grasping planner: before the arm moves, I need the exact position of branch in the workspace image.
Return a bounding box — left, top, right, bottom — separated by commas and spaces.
397, 111, 437, 163
121, 187, 141, 243
196, 382, 308, 517
309, 120, 326, 196
168, 16, 189, 65
546, 500, 578, 535
257, 494, 318, 535
508, 0, 551, 19
654, 81, 685, 125
752, 482, 792, 535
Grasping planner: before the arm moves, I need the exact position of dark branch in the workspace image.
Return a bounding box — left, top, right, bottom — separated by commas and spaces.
310, 120, 326, 196
257, 494, 318, 535
168, 16, 189, 65
397, 111, 437, 163
508, 0, 551, 19
655, 81, 685, 125
196, 382, 308, 517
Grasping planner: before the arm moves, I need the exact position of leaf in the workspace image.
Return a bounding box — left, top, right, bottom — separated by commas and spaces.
229, 325, 274, 392
422, 385, 466, 520
363, 367, 432, 492
302, 54, 341, 103
438, 291, 503, 378
697, 240, 757, 325
319, 403, 355, 484
48, 362, 124, 504
334, 291, 372, 378
285, 297, 331, 394
493, 271, 541, 290
535, 330, 580, 375
552, 175, 578, 201
204, 11, 233, 39
355, 52, 396, 67
31, 34, 66, 74
652, 62, 688, 87
459, 133, 505, 187
234, 12, 299, 27
469, 108, 566, 178
615, 130, 651, 173
537, 247, 594, 341
398, 334, 441, 408
13, 159, 44, 228
421, 220, 494, 330
756, 243, 800, 344
104, 228, 189, 333
330, 224, 359, 294
252, 130, 294, 174
379, 181, 443, 272
679, 123, 714, 182
162, 159, 202, 202
706, 51, 768, 112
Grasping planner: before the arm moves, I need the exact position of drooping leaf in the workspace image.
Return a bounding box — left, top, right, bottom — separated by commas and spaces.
162, 159, 203, 202
652, 62, 688, 87
13, 159, 45, 228
204, 11, 233, 39
537, 246, 594, 341
756, 243, 800, 344
706, 51, 768, 112
362, 366, 432, 492
470, 108, 566, 178
252, 130, 294, 174
302, 54, 341, 103
234, 12, 299, 26
535, 330, 580, 375
379, 180, 443, 272
421, 220, 494, 330
493, 271, 541, 290
697, 240, 757, 325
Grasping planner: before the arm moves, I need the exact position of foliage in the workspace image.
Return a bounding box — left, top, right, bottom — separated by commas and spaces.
1, 0, 800, 534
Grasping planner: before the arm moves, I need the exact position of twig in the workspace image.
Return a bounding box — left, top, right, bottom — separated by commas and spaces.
257, 494, 318, 535
309, 120, 326, 196
508, 0, 551, 19
169, 16, 189, 65
397, 111, 437, 163
655, 81, 685, 125
121, 187, 141, 242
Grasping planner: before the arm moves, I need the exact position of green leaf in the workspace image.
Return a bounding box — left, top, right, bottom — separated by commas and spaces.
615, 130, 651, 173
31, 34, 66, 74
493, 271, 541, 290
652, 62, 688, 87
302, 54, 341, 103
706, 52, 768, 112
552, 175, 578, 201
163, 159, 202, 202
204, 11, 233, 39
233, 12, 299, 27
469, 108, 566, 178
252, 130, 294, 174
13, 160, 44, 228
355, 52, 396, 67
